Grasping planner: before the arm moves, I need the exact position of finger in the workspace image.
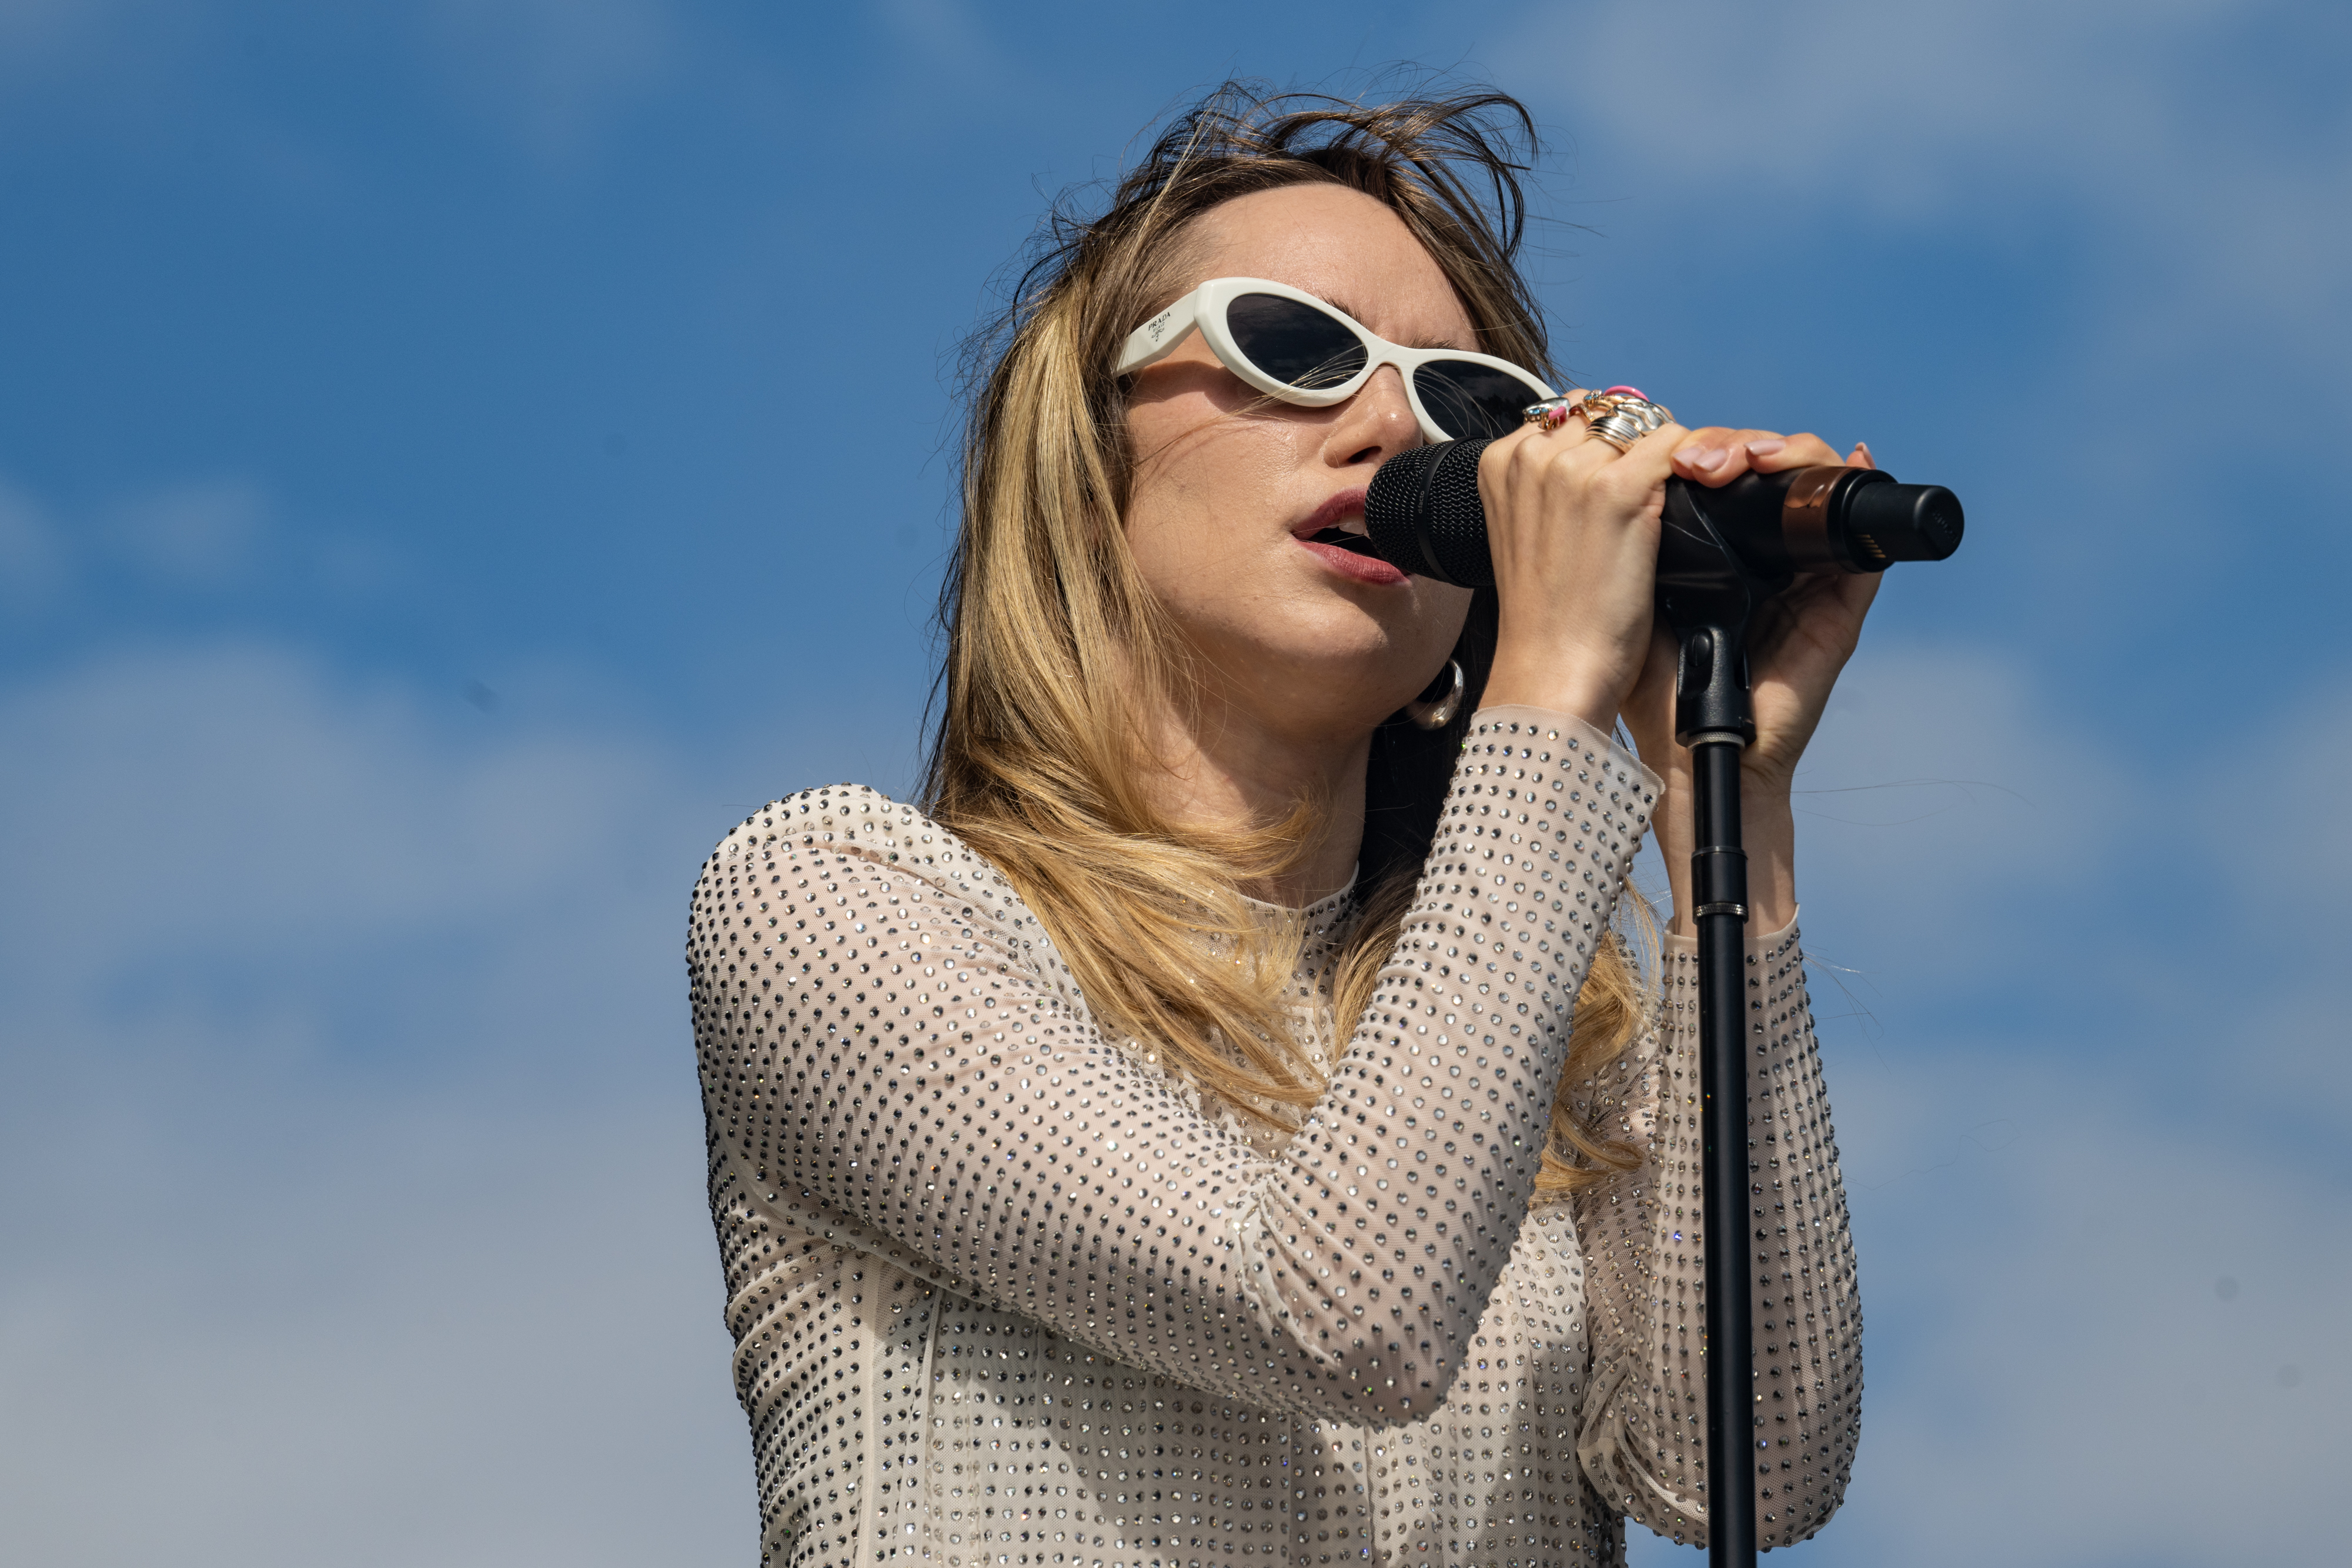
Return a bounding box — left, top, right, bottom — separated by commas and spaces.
1491, 390, 1609, 466
1753, 567, 1883, 670
1509, 389, 1596, 447
1485, 416, 1576, 477
1669, 427, 1837, 486
1516, 409, 1690, 486
1833, 561, 1883, 615
1592, 418, 1693, 496
1666, 426, 1743, 480
1618, 621, 1682, 744
1490, 407, 1639, 493
1739, 431, 1843, 473
1846, 440, 1875, 469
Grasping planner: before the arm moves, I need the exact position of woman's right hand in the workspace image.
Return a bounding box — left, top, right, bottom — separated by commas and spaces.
1473, 405, 1690, 733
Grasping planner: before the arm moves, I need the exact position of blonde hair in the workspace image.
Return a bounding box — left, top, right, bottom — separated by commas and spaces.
923, 82, 1648, 1195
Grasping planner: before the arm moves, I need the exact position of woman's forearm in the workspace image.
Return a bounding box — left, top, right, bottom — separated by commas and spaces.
1655, 766, 1798, 936
1573, 918, 1862, 1547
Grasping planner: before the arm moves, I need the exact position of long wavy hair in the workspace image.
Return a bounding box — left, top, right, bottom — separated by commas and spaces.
921, 81, 1651, 1195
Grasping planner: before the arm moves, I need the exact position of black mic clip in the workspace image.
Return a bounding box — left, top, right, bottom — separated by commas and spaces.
1656, 482, 1762, 748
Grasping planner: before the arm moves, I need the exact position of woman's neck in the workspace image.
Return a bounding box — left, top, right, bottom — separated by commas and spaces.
1141, 701, 1371, 909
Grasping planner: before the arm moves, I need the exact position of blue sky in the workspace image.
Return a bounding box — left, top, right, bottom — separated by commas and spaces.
2, 3, 2346, 1564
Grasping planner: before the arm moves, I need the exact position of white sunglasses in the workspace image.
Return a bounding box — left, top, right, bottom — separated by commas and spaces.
1115, 276, 1557, 443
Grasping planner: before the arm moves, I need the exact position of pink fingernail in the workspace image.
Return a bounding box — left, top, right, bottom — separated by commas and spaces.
1602, 385, 1648, 400
1746, 437, 1786, 457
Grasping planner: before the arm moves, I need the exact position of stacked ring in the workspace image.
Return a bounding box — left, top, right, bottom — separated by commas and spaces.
1521, 386, 1675, 452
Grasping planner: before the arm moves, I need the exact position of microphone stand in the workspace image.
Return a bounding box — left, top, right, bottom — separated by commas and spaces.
1657, 494, 1764, 1568
1367, 439, 1963, 1566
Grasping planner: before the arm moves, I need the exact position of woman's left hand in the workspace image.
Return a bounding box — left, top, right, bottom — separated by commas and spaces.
1620, 427, 1882, 932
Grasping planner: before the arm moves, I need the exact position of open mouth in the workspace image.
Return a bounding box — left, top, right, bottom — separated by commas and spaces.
1303, 526, 1388, 560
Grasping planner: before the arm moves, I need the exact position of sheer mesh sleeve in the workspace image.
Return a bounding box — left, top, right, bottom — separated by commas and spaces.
1572, 920, 1863, 1547
687, 709, 1656, 1430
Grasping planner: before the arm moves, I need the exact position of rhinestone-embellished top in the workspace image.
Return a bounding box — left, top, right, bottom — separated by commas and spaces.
686, 708, 1861, 1566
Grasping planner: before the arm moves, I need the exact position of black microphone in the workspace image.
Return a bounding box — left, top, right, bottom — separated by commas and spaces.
1362, 437, 1963, 591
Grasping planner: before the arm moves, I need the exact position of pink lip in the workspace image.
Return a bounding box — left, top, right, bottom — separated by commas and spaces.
1296, 487, 1371, 539
1291, 487, 1409, 586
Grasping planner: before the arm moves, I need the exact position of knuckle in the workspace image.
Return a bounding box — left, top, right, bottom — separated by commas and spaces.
1527, 442, 1576, 483
1591, 467, 1648, 507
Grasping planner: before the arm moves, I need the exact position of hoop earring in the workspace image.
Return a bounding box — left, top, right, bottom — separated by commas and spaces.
1404, 660, 1464, 731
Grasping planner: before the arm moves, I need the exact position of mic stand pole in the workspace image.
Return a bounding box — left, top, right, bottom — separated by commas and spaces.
1686, 641, 1755, 1568
1658, 494, 1764, 1568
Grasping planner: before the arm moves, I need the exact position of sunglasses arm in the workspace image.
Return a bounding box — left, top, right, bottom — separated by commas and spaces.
1114, 293, 1202, 377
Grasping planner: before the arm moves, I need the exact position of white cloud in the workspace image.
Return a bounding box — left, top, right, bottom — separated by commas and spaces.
0, 0, 108, 68
1797, 643, 2124, 894
0, 0, 218, 118
2227, 685, 2352, 934
1625, 637, 2352, 1564
1731, 1048, 2352, 1568
0, 0, 686, 165
1688, 639, 2140, 999
0, 1091, 751, 1566
1493, 0, 2352, 400
0, 643, 665, 977
0, 641, 756, 1565
2199, 683, 2352, 1131
1504, 0, 2319, 222
107, 476, 269, 586
1777, 638, 2352, 1145
0, 470, 66, 603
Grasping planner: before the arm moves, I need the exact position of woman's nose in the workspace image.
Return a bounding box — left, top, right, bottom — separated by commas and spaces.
1329, 365, 1422, 466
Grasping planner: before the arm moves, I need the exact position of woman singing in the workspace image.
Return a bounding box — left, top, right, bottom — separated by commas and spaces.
687, 83, 1866, 1567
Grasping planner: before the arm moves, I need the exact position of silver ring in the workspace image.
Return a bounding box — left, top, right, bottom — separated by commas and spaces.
1521, 397, 1582, 433
1576, 390, 1673, 453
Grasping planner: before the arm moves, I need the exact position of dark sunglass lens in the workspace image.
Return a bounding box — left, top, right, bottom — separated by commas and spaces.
1227, 293, 1368, 390
1414, 361, 1539, 439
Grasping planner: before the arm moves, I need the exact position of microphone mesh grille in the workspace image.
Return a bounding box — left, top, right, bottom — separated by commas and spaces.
1364, 439, 1495, 588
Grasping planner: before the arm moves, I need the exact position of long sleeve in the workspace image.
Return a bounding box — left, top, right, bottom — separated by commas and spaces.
1572, 920, 1863, 1548
687, 709, 1656, 1432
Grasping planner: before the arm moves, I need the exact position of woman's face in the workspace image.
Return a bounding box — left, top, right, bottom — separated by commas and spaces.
1122, 184, 1481, 744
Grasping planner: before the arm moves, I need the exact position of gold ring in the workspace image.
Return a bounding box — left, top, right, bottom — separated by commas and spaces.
1523, 389, 1673, 449
1576, 389, 1673, 453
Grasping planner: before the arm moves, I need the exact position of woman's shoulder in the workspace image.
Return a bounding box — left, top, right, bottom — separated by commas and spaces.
703, 782, 941, 866
691, 783, 1047, 945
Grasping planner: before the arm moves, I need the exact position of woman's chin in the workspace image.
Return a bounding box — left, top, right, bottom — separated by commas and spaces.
1214, 631, 1449, 727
